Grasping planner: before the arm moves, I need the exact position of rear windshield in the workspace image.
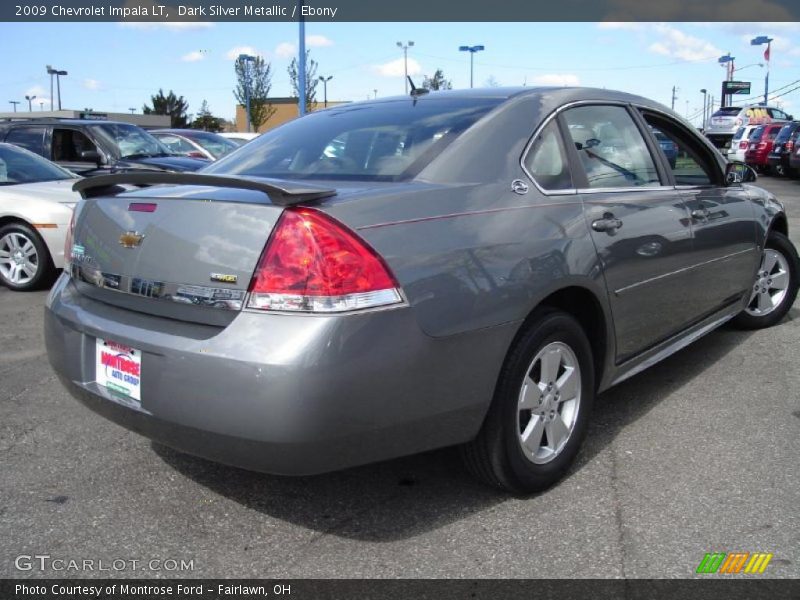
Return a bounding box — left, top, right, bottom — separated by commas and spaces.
775, 124, 798, 142
0, 143, 75, 185
731, 127, 746, 141
750, 126, 766, 141
712, 107, 742, 117
712, 107, 741, 117
184, 131, 238, 158
204, 97, 503, 181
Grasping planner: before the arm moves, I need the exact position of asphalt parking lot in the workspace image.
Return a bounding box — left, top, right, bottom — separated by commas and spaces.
2, 176, 799, 580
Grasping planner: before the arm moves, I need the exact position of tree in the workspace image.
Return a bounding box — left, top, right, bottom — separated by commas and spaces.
484, 75, 501, 87
143, 89, 189, 128
234, 56, 276, 132
288, 51, 319, 113
191, 100, 223, 132
422, 69, 453, 91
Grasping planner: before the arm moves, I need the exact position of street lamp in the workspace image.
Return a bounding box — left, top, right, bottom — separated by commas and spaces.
47, 66, 68, 110
700, 89, 708, 129
458, 45, 485, 88
238, 53, 256, 132
318, 75, 333, 108
24, 95, 36, 111
129, 108, 136, 114
39, 101, 44, 111
751, 35, 773, 105
397, 41, 415, 94
9, 100, 20, 112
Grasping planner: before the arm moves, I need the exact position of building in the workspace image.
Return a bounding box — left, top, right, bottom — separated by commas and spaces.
0, 110, 170, 129
234, 98, 348, 133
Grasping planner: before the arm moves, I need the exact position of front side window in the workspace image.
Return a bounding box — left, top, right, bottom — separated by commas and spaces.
523, 121, 572, 190
4, 126, 46, 156
52, 128, 100, 162
642, 111, 719, 187
562, 105, 660, 189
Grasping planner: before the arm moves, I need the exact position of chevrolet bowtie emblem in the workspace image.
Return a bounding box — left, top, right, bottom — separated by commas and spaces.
119, 231, 145, 248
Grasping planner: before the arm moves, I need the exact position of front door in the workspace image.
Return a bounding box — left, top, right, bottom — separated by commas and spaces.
561, 104, 697, 361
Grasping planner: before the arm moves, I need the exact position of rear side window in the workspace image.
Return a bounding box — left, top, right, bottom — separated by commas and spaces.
5, 126, 46, 156
562, 105, 660, 189
205, 97, 503, 181
523, 121, 572, 190
766, 126, 782, 140
52, 128, 100, 161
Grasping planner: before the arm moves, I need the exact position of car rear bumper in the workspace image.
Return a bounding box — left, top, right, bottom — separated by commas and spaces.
44, 274, 515, 475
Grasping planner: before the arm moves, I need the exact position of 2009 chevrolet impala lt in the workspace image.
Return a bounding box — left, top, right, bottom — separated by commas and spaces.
45, 88, 798, 493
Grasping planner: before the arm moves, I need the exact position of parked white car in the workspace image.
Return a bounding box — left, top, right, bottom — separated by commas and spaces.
218, 132, 260, 145
727, 125, 760, 163
0, 143, 80, 290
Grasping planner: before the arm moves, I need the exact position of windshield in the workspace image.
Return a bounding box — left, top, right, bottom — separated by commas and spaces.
184, 132, 238, 158
0, 143, 76, 185
92, 123, 172, 159
205, 97, 503, 181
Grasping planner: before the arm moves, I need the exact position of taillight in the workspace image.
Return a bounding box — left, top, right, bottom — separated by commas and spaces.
187, 151, 207, 159
247, 207, 402, 313
736, 118, 743, 126
758, 142, 768, 150
63, 208, 77, 269
739, 141, 748, 149
787, 141, 794, 151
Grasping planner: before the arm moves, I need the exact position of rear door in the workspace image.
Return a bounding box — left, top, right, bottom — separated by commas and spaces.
561, 103, 696, 361
640, 109, 759, 318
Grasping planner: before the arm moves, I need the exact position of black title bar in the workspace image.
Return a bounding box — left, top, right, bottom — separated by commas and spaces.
3, 0, 800, 22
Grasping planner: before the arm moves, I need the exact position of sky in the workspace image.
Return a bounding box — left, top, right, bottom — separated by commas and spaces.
1, 21, 799, 126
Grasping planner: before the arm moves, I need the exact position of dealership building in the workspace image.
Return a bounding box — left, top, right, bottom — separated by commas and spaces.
0, 110, 170, 128
234, 98, 348, 133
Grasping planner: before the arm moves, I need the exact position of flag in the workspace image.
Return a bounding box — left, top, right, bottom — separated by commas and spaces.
764, 45, 771, 62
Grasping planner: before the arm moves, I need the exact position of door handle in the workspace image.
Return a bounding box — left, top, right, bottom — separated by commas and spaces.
691, 208, 710, 221
592, 213, 623, 233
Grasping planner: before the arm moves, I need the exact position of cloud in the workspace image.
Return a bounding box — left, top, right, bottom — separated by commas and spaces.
120, 21, 213, 30
372, 57, 422, 78
83, 79, 101, 90
596, 22, 643, 30
307, 35, 333, 48
226, 46, 263, 60
181, 50, 206, 62
275, 42, 296, 58
531, 74, 580, 86
646, 24, 723, 61
22, 86, 51, 107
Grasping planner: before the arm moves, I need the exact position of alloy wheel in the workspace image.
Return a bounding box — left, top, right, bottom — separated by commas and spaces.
746, 248, 790, 317
0, 232, 39, 286
517, 341, 581, 465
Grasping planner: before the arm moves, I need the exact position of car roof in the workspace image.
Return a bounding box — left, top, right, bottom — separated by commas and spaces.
0, 118, 138, 127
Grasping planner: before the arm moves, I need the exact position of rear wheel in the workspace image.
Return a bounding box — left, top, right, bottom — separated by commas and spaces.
461, 309, 595, 493
732, 231, 799, 329
0, 223, 55, 291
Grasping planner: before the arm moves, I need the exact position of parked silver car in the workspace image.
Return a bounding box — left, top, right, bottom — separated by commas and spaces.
45, 88, 798, 493
705, 104, 793, 149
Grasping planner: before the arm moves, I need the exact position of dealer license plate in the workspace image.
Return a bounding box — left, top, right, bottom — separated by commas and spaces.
95, 338, 142, 403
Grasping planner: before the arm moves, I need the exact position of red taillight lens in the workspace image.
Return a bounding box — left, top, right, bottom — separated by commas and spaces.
63, 208, 77, 268
787, 141, 794, 151
739, 141, 748, 149
187, 151, 207, 159
247, 207, 402, 313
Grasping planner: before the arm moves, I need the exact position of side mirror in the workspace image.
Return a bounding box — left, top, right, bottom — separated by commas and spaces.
725, 161, 757, 185
80, 150, 103, 166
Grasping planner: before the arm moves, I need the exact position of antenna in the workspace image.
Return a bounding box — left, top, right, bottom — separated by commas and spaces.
407, 76, 429, 97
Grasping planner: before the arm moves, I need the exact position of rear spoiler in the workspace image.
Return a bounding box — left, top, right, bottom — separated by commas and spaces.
73, 172, 336, 206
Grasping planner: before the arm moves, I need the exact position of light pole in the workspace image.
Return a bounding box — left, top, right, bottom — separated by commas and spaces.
24, 95, 36, 111
318, 75, 333, 107
751, 36, 773, 105
129, 108, 136, 114
238, 53, 256, 132
458, 45, 485, 88
39, 101, 44, 111
718, 54, 735, 107
298, 0, 306, 116
46, 65, 54, 108
700, 89, 708, 129
397, 41, 414, 94
54, 69, 67, 110
9, 101, 20, 112
373, 89, 378, 99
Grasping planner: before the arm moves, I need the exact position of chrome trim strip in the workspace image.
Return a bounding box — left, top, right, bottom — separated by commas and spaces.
614, 248, 756, 295
69, 264, 245, 311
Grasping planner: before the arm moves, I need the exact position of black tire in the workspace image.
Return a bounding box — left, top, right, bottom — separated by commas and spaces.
0, 222, 56, 291
732, 231, 799, 330
461, 308, 595, 494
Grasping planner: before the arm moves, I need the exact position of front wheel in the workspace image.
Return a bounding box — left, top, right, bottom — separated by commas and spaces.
0, 223, 56, 291
461, 309, 595, 493
732, 231, 799, 329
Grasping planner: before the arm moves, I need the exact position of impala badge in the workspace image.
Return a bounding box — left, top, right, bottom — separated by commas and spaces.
210, 273, 238, 284
119, 231, 145, 248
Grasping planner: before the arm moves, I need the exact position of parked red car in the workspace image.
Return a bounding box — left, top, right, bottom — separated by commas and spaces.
745, 123, 785, 172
